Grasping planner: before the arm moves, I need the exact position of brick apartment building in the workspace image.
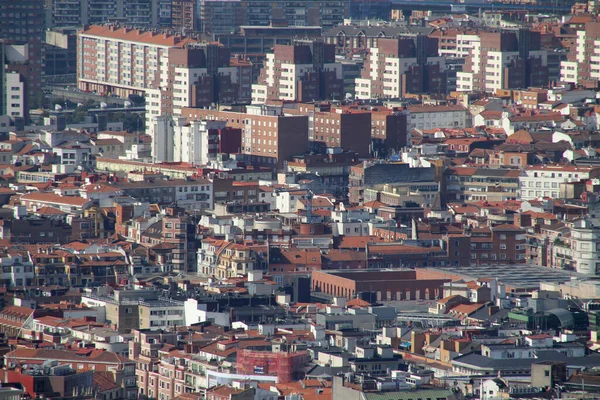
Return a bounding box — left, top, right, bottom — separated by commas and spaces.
457, 29, 549, 93
355, 36, 447, 99
181, 107, 309, 168
285, 103, 371, 157
469, 224, 527, 265
77, 25, 252, 160
251, 41, 344, 103
312, 269, 451, 301
561, 21, 600, 88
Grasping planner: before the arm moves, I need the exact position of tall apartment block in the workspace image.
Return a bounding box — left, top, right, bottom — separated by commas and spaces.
47, 0, 172, 28
195, 0, 349, 35
561, 21, 600, 89
251, 41, 344, 103
457, 29, 549, 93
0, 0, 46, 118
355, 36, 447, 99
171, 0, 197, 32
77, 25, 252, 161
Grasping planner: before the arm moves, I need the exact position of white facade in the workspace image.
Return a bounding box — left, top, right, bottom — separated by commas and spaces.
456, 34, 481, 58
275, 190, 307, 213
570, 219, 600, 275
519, 166, 598, 200
458, 49, 547, 93
355, 46, 446, 99
5, 73, 25, 118
0, 252, 34, 287
560, 29, 600, 83
560, 61, 579, 84
406, 107, 469, 130
152, 116, 175, 163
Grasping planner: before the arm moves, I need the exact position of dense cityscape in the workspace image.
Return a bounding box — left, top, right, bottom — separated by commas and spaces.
2, 0, 600, 399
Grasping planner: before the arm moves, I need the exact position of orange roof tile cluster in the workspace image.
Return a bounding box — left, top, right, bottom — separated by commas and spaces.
81, 25, 196, 47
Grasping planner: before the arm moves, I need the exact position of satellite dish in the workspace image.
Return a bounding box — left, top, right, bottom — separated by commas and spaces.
54, 104, 63, 111
345, 93, 353, 100
124, 101, 132, 108
77, 103, 84, 108
100, 102, 108, 109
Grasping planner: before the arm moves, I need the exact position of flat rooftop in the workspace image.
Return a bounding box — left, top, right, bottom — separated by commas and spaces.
317, 268, 415, 281
422, 264, 584, 290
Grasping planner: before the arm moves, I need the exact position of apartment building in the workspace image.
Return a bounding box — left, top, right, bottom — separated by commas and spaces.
197, 0, 349, 34
355, 36, 447, 99
171, 0, 197, 32
4, 72, 26, 118
181, 107, 309, 168
567, 218, 600, 275
48, 0, 172, 28
285, 104, 372, 157
0, 1, 45, 118
46, 28, 77, 77
349, 162, 435, 205
469, 224, 527, 265
457, 29, 549, 93
519, 165, 600, 201
445, 167, 521, 202
77, 25, 252, 160
560, 21, 600, 88
152, 117, 241, 164
316, 110, 373, 157
129, 329, 178, 399
405, 105, 469, 131
251, 41, 344, 103
138, 298, 185, 330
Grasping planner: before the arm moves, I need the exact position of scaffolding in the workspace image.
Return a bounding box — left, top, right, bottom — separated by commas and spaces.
237, 349, 308, 383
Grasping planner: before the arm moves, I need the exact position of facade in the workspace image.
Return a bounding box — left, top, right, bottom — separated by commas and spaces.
181, 107, 309, 168
569, 218, 600, 275
446, 167, 521, 202
349, 162, 435, 205
45, 28, 78, 77
405, 105, 469, 131
519, 165, 600, 201
171, 0, 197, 32
214, 25, 323, 56
196, 0, 349, 34
236, 350, 307, 383
0, 0, 46, 118
560, 21, 600, 88
153, 117, 241, 164
252, 42, 344, 103
312, 269, 450, 301
48, 0, 172, 28
355, 37, 447, 99
311, 109, 372, 157
457, 30, 549, 93
77, 25, 252, 161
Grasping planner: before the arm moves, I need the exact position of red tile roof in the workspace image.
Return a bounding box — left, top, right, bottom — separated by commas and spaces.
81, 25, 197, 47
